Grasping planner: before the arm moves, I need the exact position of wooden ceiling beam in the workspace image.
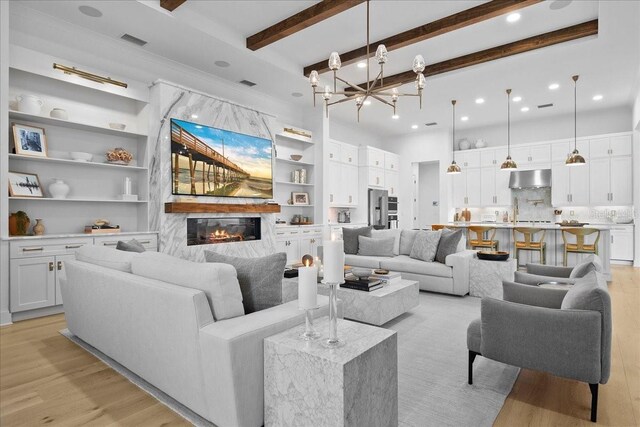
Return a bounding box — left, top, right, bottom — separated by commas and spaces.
346, 19, 598, 93
303, 0, 542, 76
247, 0, 365, 51
160, 0, 187, 12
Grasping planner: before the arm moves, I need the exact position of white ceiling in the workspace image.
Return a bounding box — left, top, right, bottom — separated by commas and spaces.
13, 0, 640, 136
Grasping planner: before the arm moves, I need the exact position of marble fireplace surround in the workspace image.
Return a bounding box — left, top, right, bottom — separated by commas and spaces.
148, 80, 279, 261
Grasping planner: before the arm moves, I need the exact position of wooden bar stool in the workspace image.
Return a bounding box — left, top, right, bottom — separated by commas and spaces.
431, 224, 459, 231
561, 228, 600, 266
513, 227, 547, 265
467, 226, 498, 251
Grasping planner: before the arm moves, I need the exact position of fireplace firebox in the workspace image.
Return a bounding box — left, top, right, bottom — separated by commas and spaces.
187, 217, 261, 246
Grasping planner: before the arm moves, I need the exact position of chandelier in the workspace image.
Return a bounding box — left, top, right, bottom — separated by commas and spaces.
308, 1, 425, 121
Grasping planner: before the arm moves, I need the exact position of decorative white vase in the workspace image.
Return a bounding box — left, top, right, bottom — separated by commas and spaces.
458, 139, 471, 150
50, 108, 68, 120
49, 179, 70, 199
475, 139, 486, 148
17, 94, 44, 115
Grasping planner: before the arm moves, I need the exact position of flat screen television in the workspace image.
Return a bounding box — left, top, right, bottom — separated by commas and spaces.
170, 118, 273, 199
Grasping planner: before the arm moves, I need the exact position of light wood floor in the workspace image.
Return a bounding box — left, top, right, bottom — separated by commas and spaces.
1, 266, 638, 426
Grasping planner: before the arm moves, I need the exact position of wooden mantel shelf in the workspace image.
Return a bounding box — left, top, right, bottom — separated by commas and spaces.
164, 202, 281, 214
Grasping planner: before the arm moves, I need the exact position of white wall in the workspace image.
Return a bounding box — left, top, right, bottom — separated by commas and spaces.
456, 106, 632, 148
0, 1, 10, 325
417, 162, 440, 228
329, 118, 391, 150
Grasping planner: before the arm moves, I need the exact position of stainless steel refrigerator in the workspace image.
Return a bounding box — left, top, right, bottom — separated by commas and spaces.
368, 189, 389, 229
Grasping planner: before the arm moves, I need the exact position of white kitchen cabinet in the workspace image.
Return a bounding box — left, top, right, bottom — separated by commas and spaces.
511, 144, 551, 167
384, 152, 400, 171
327, 141, 341, 161
455, 150, 481, 168
480, 148, 508, 167
385, 170, 399, 196
496, 169, 511, 205
328, 160, 341, 205
55, 253, 76, 305
610, 226, 634, 261
466, 168, 482, 206
276, 227, 322, 265
452, 168, 481, 207
551, 139, 589, 162
368, 167, 385, 188
481, 168, 496, 206
589, 156, 633, 206
328, 141, 360, 206
361, 147, 385, 168
589, 158, 611, 205
343, 164, 359, 206
590, 135, 632, 159
10, 256, 56, 312
341, 144, 359, 165
552, 162, 590, 206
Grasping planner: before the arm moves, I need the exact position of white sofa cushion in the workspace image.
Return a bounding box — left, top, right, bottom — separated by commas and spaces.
131, 251, 244, 321
410, 230, 441, 262
75, 244, 140, 273
371, 228, 401, 255
345, 254, 388, 269
399, 230, 420, 255
380, 255, 453, 278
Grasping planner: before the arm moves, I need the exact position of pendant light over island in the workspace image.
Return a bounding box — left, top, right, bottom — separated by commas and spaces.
446, 100, 462, 175
500, 88, 518, 171
566, 75, 586, 166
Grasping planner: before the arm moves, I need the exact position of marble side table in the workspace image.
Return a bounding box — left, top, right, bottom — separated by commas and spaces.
264, 317, 398, 427
469, 257, 517, 299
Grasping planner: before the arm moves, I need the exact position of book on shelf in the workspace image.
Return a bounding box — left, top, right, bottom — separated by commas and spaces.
342, 276, 382, 291
370, 271, 401, 284
340, 282, 384, 292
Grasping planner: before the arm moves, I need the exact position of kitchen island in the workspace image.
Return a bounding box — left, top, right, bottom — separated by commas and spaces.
445, 222, 612, 279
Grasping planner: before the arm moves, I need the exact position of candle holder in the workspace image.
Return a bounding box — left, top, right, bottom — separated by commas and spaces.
322, 281, 344, 348
300, 307, 321, 340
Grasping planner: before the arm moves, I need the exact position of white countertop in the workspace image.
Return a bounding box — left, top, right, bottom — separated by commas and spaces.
4, 231, 158, 240
446, 222, 616, 230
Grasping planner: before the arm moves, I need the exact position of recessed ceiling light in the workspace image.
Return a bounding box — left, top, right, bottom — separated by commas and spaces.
411, 124, 419, 129
215, 61, 230, 68
78, 5, 102, 17
392, 114, 400, 120
363, 100, 371, 106
506, 13, 521, 23
512, 96, 522, 102
357, 61, 367, 69
592, 94, 603, 101
521, 106, 530, 112
461, 116, 469, 121
291, 92, 303, 98
475, 98, 485, 104
548, 83, 560, 90
191, 114, 199, 119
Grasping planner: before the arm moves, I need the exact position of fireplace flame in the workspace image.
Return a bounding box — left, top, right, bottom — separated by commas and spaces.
210, 229, 244, 242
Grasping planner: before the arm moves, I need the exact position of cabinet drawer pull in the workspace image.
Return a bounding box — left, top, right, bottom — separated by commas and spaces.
303, 230, 311, 233
103, 242, 117, 246
57, 261, 63, 271
138, 240, 151, 244
49, 262, 54, 272
65, 244, 83, 249
22, 247, 44, 252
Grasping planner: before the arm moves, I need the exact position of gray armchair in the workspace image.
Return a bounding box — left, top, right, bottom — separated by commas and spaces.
467, 272, 611, 422
514, 254, 603, 286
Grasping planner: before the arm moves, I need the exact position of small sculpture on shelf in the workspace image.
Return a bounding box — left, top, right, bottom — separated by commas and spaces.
106, 148, 133, 165
33, 219, 45, 236
9, 211, 30, 236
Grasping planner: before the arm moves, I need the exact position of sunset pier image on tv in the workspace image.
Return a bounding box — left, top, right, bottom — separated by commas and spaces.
170, 119, 273, 198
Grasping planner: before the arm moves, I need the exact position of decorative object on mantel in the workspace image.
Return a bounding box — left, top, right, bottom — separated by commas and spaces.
8, 171, 44, 197
447, 100, 462, 174
12, 123, 48, 158
307, 1, 425, 121
108, 122, 127, 131
289, 154, 303, 161
106, 147, 133, 165
566, 75, 586, 167
164, 202, 281, 214
298, 255, 320, 340
49, 108, 68, 120
283, 127, 312, 139
48, 178, 70, 199
32, 219, 45, 236
53, 63, 128, 88
9, 211, 30, 236
16, 94, 44, 115
500, 89, 518, 171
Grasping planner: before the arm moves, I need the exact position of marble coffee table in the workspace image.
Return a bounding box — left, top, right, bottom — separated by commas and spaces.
318, 279, 419, 326
469, 257, 517, 299
264, 317, 397, 427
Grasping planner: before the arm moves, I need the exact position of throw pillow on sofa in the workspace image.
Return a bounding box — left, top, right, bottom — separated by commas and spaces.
343, 226, 372, 255
116, 239, 146, 253
357, 236, 395, 257
399, 229, 420, 255
435, 228, 463, 263
131, 251, 244, 321
410, 230, 442, 262
371, 228, 401, 255
205, 251, 287, 314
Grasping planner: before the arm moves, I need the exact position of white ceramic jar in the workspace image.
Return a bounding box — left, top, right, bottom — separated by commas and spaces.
50, 108, 68, 120
17, 94, 44, 115
458, 139, 471, 150
49, 179, 70, 199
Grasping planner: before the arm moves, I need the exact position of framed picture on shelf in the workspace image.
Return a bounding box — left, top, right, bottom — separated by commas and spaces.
12, 123, 48, 158
8, 171, 44, 198
292, 192, 309, 205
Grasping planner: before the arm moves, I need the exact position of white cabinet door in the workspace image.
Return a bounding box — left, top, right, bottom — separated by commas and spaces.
344, 164, 359, 205
481, 167, 496, 206
609, 135, 632, 157
287, 239, 300, 265
457, 151, 481, 168
368, 167, 384, 188
610, 228, 634, 261
55, 253, 75, 305
341, 144, 359, 165
480, 150, 496, 167
10, 256, 56, 312
466, 168, 482, 206
610, 156, 633, 205
530, 144, 551, 165
384, 152, 400, 171
552, 162, 570, 206
496, 169, 512, 206
367, 148, 384, 168
385, 170, 399, 197
327, 141, 341, 161
589, 138, 610, 159
510, 146, 530, 165
589, 158, 611, 205
328, 160, 341, 205
569, 163, 590, 206
451, 171, 466, 207
299, 235, 313, 258
275, 238, 288, 255
494, 148, 508, 167
551, 141, 572, 163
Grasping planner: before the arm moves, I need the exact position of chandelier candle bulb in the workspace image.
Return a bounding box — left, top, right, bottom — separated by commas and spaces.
298, 261, 318, 310
323, 235, 345, 284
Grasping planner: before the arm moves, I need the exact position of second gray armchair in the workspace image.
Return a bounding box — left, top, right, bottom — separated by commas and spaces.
514, 254, 603, 286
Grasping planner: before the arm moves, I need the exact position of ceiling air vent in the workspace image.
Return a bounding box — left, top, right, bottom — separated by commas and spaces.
121, 33, 147, 47
538, 103, 554, 109
239, 79, 257, 87
425, 122, 438, 126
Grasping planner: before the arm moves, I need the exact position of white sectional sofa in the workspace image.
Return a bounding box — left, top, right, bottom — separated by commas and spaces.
61, 246, 330, 427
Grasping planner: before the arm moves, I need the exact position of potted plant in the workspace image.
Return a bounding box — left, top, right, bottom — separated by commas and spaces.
9, 211, 30, 236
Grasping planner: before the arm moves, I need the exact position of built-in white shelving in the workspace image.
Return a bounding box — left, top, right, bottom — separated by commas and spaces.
274, 180, 314, 187
9, 110, 147, 137
275, 157, 315, 166
9, 197, 146, 203
275, 131, 313, 145
8, 154, 148, 171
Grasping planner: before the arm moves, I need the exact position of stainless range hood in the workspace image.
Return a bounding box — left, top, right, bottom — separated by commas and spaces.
508, 169, 552, 189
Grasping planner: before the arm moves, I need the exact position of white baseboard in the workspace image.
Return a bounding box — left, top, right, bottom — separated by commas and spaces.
0, 310, 13, 326
10, 305, 64, 323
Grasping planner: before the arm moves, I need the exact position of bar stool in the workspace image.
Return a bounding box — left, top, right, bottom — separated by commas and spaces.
467, 226, 498, 251
562, 228, 600, 266
513, 227, 547, 265
431, 224, 458, 231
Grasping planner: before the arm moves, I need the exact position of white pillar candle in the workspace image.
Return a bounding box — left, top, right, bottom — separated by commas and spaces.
323, 236, 345, 284
298, 263, 318, 309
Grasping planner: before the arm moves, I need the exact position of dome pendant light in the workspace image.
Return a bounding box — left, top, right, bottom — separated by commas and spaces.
447, 100, 462, 174
566, 75, 586, 166
501, 88, 517, 171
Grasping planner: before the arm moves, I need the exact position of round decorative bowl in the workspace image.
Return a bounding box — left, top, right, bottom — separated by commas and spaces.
374, 269, 390, 275
109, 122, 127, 131
350, 268, 372, 279
70, 151, 92, 162
477, 251, 510, 261
290, 154, 303, 161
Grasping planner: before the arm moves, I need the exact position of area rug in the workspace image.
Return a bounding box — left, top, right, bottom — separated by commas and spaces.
61, 291, 518, 427
385, 292, 520, 427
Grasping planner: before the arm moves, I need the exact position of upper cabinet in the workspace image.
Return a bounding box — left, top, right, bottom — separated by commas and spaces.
359, 147, 401, 190
362, 147, 385, 168
550, 139, 589, 162
590, 135, 632, 158
480, 147, 508, 167
510, 144, 551, 168
455, 150, 481, 168
327, 140, 359, 207
384, 152, 400, 171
